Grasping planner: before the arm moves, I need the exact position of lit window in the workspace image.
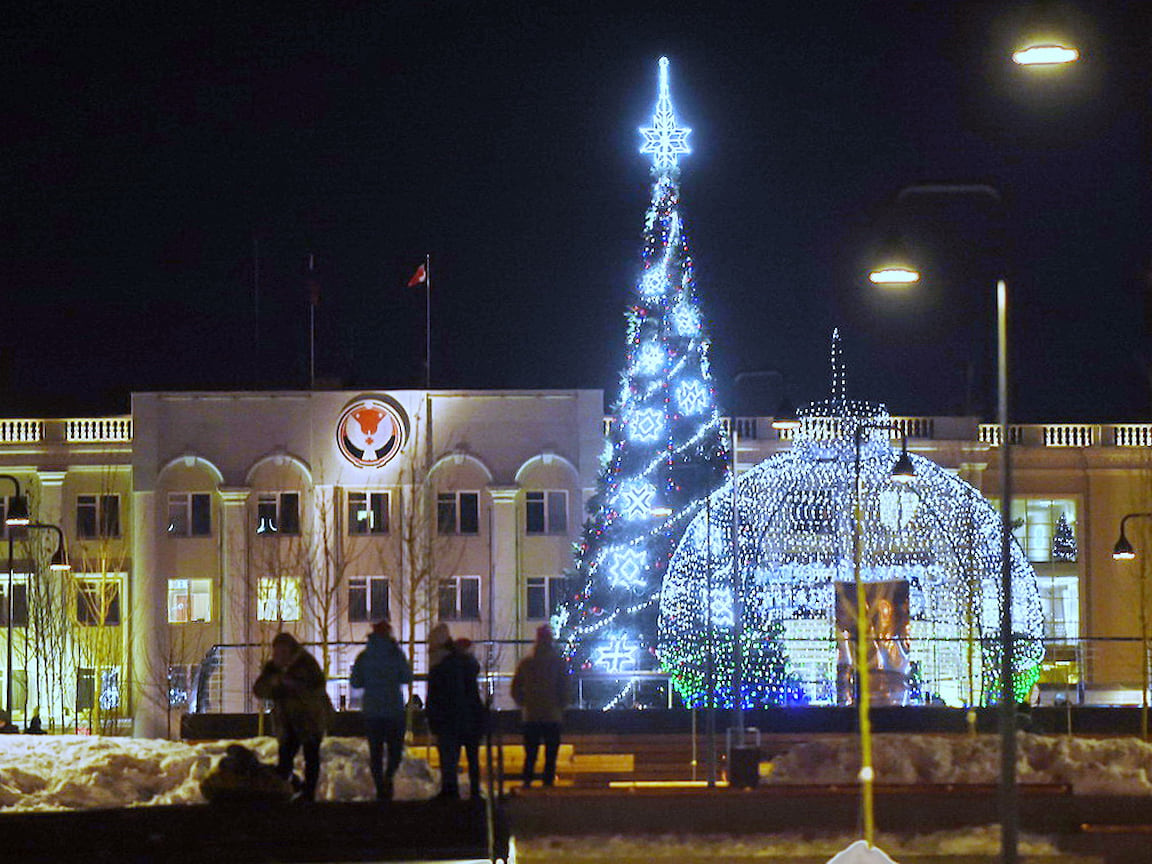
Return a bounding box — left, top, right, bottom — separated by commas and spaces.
437, 492, 480, 535
168, 493, 212, 537
438, 576, 481, 621
348, 491, 390, 535
257, 577, 302, 622
348, 576, 390, 623
526, 491, 568, 534
1007, 499, 1077, 564
526, 576, 566, 620
167, 578, 212, 623
256, 493, 301, 535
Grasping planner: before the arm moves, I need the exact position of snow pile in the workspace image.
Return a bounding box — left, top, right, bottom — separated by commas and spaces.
0, 736, 439, 811
515, 827, 1057, 861
768, 733, 1152, 794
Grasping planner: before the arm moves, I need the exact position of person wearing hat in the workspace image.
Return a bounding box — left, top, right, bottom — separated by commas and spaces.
425, 634, 485, 799
252, 632, 333, 801
511, 625, 571, 787
350, 619, 413, 800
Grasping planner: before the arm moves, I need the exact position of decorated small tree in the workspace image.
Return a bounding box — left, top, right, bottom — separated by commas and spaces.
557, 58, 728, 708
1051, 511, 1076, 562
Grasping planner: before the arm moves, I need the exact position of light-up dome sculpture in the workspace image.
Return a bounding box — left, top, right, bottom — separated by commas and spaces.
658, 356, 1045, 709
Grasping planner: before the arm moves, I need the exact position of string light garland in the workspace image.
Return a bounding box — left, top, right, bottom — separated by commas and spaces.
558, 57, 729, 708
658, 395, 1045, 708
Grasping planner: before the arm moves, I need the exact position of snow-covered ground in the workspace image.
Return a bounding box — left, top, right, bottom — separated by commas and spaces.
767, 732, 1152, 795
0, 736, 439, 811
515, 827, 1059, 862
3, 731, 1152, 813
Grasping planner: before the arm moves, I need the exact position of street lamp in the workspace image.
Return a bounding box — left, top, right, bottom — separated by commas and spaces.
1012, 44, 1080, 67
851, 422, 915, 846
0, 475, 29, 720
1112, 513, 1152, 738
868, 182, 1020, 864
5, 518, 70, 721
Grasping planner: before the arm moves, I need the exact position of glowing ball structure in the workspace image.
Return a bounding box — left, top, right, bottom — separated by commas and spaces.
658, 399, 1045, 708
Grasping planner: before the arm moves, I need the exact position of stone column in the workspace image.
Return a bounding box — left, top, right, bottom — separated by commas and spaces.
487, 486, 520, 704
219, 488, 251, 712
131, 490, 166, 738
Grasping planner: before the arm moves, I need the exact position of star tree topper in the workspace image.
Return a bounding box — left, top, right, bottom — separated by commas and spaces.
639, 57, 691, 172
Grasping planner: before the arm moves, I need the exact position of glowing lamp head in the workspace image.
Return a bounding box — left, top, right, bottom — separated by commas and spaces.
868, 266, 921, 286
1113, 532, 1136, 561
4, 495, 29, 527
650, 506, 674, 518
49, 545, 70, 572
891, 450, 916, 483
1012, 44, 1079, 66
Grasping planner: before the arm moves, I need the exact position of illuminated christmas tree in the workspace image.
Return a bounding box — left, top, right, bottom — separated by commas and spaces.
1051, 511, 1076, 562
556, 57, 729, 709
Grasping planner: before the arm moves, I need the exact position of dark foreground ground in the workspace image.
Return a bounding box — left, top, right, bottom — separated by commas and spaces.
2, 787, 1152, 863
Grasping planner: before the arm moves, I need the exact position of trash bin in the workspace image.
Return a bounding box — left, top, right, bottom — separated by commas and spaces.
726, 727, 761, 789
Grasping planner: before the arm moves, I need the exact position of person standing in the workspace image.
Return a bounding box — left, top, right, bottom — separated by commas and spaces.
426, 635, 485, 799
252, 632, 332, 801
350, 619, 413, 800
511, 625, 570, 788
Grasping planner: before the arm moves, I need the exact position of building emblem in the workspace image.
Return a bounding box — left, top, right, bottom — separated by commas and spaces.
336, 395, 409, 468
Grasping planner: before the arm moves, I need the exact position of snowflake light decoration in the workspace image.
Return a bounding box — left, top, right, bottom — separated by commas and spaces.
677, 379, 708, 415
618, 479, 657, 522
634, 341, 665, 376
627, 407, 664, 442
605, 546, 648, 591
639, 57, 691, 172
593, 632, 641, 673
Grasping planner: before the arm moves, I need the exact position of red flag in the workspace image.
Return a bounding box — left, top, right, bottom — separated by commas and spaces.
407, 263, 427, 287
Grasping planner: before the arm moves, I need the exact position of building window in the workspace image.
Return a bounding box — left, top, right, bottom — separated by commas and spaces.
256, 492, 301, 535
526, 491, 568, 535
257, 577, 302, 622
437, 492, 480, 535
167, 578, 212, 623
438, 575, 481, 621
1038, 575, 1080, 642
526, 576, 566, 620
348, 492, 390, 535
77, 667, 121, 713
1009, 499, 1077, 564
168, 664, 200, 709
76, 579, 121, 626
348, 576, 390, 623
0, 581, 28, 627
77, 495, 120, 539
76, 668, 95, 712
168, 493, 212, 537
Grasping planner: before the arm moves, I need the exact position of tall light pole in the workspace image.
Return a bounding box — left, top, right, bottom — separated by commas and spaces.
851, 423, 915, 846
1112, 513, 1152, 739
869, 182, 1019, 864
0, 476, 29, 720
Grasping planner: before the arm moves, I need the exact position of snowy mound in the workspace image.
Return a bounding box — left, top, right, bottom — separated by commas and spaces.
768, 733, 1152, 795
0, 736, 439, 812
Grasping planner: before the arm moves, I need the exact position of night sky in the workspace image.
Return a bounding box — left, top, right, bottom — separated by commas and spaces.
3, 2, 1149, 421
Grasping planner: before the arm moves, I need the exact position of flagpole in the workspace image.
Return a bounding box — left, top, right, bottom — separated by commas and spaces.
425, 252, 431, 391
307, 252, 316, 390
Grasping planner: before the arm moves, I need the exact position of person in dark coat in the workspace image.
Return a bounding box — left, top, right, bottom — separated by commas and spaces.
511, 625, 570, 787
350, 619, 413, 800
252, 632, 332, 801
426, 635, 485, 799
201, 744, 293, 804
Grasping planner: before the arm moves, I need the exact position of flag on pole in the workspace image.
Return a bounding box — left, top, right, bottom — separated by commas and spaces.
407, 263, 427, 287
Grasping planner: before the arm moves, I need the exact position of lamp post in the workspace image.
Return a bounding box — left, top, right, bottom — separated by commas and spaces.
851, 422, 915, 846
868, 182, 1019, 864
1112, 513, 1152, 739
0, 476, 30, 720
